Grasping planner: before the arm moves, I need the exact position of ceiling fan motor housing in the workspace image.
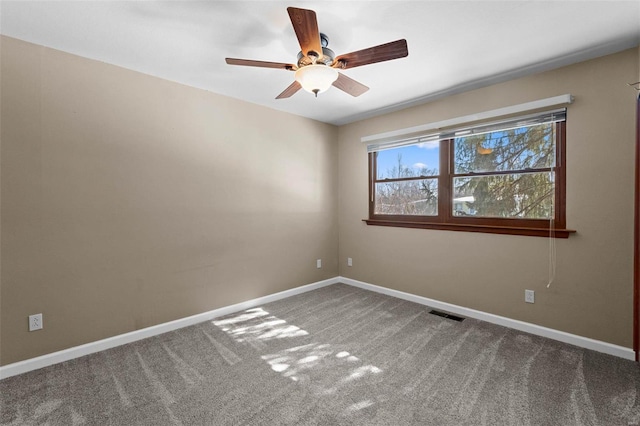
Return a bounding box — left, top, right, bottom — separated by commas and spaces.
297, 34, 334, 67
297, 47, 335, 67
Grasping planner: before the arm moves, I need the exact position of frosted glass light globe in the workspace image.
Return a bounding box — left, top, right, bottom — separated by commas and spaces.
294, 64, 339, 96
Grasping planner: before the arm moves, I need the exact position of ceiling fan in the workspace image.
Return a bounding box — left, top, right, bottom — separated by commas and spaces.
225, 7, 408, 99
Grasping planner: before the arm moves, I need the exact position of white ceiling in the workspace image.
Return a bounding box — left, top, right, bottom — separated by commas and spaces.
1, 1, 639, 125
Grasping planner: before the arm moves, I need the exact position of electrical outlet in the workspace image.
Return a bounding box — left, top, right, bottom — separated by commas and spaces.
347, 257, 353, 267
29, 313, 43, 331
316, 259, 322, 269
525, 290, 535, 304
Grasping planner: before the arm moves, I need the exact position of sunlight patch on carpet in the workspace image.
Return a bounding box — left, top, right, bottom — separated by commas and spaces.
212, 308, 309, 342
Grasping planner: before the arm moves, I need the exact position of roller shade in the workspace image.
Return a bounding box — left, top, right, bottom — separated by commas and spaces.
366, 109, 566, 153
363, 94, 573, 153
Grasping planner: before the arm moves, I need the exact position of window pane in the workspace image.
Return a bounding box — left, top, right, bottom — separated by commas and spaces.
375, 179, 438, 216
453, 172, 554, 219
454, 123, 555, 174
376, 143, 439, 180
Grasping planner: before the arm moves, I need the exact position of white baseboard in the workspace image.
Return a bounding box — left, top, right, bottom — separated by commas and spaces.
1, 275, 634, 380
339, 276, 635, 361
0, 277, 339, 380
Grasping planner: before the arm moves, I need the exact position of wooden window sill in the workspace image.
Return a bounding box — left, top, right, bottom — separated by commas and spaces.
363, 219, 576, 238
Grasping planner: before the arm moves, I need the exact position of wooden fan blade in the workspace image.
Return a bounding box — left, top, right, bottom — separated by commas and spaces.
332, 72, 369, 97
226, 58, 296, 70
287, 7, 322, 58
334, 39, 408, 69
276, 81, 302, 99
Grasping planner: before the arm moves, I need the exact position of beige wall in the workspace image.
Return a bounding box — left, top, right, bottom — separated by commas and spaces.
338, 48, 639, 348
0, 36, 339, 365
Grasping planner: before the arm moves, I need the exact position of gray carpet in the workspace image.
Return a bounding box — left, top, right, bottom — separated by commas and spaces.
1, 283, 639, 425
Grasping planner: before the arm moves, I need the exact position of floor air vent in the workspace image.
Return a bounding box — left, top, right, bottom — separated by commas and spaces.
429, 309, 465, 322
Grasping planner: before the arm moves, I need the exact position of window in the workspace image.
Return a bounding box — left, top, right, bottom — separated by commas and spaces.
366, 110, 574, 237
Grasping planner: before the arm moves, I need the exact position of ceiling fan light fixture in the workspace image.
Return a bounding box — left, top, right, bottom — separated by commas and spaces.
294, 64, 338, 97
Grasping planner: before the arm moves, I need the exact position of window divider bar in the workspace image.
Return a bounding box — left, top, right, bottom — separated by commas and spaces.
452, 168, 554, 178
374, 175, 440, 183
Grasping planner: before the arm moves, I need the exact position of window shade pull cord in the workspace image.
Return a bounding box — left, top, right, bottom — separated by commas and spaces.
547, 168, 556, 288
